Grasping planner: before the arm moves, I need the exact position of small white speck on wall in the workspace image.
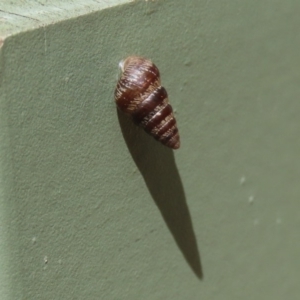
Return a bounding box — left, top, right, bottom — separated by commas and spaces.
276, 218, 282, 224
253, 219, 259, 226
240, 176, 246, 185
248, 196, 254, 204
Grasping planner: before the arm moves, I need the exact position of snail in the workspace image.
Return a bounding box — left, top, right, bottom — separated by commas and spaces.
114, 56, 180, 149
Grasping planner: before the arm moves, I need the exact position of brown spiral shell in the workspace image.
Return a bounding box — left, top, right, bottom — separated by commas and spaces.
115, 56, 180, 149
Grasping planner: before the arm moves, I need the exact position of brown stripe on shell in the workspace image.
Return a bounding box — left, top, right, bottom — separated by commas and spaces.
143, 104, 173, 132
132, 86, 167, 124
155, 117, 176, 137
158, 127, 178, 145
166, 132, 180, 149
115, 56, 180, 149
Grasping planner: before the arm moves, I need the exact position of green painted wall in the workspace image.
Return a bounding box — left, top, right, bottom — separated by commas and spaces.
0, 0, 300, 299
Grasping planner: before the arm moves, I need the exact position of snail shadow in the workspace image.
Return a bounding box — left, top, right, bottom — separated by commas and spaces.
117, 110, 203, 279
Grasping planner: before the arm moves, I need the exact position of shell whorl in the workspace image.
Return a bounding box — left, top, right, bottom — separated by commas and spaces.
115, 56, 180, 149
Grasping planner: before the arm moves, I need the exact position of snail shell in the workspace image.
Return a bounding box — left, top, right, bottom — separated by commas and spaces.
115, 56, 180, 149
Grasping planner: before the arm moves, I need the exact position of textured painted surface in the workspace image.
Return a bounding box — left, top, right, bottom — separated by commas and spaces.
0, 0, 300, 299
0, 0, 132, 37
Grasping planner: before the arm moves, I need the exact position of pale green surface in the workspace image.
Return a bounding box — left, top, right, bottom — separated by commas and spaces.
1, 0, 300, 299
0, 0, 132, 37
